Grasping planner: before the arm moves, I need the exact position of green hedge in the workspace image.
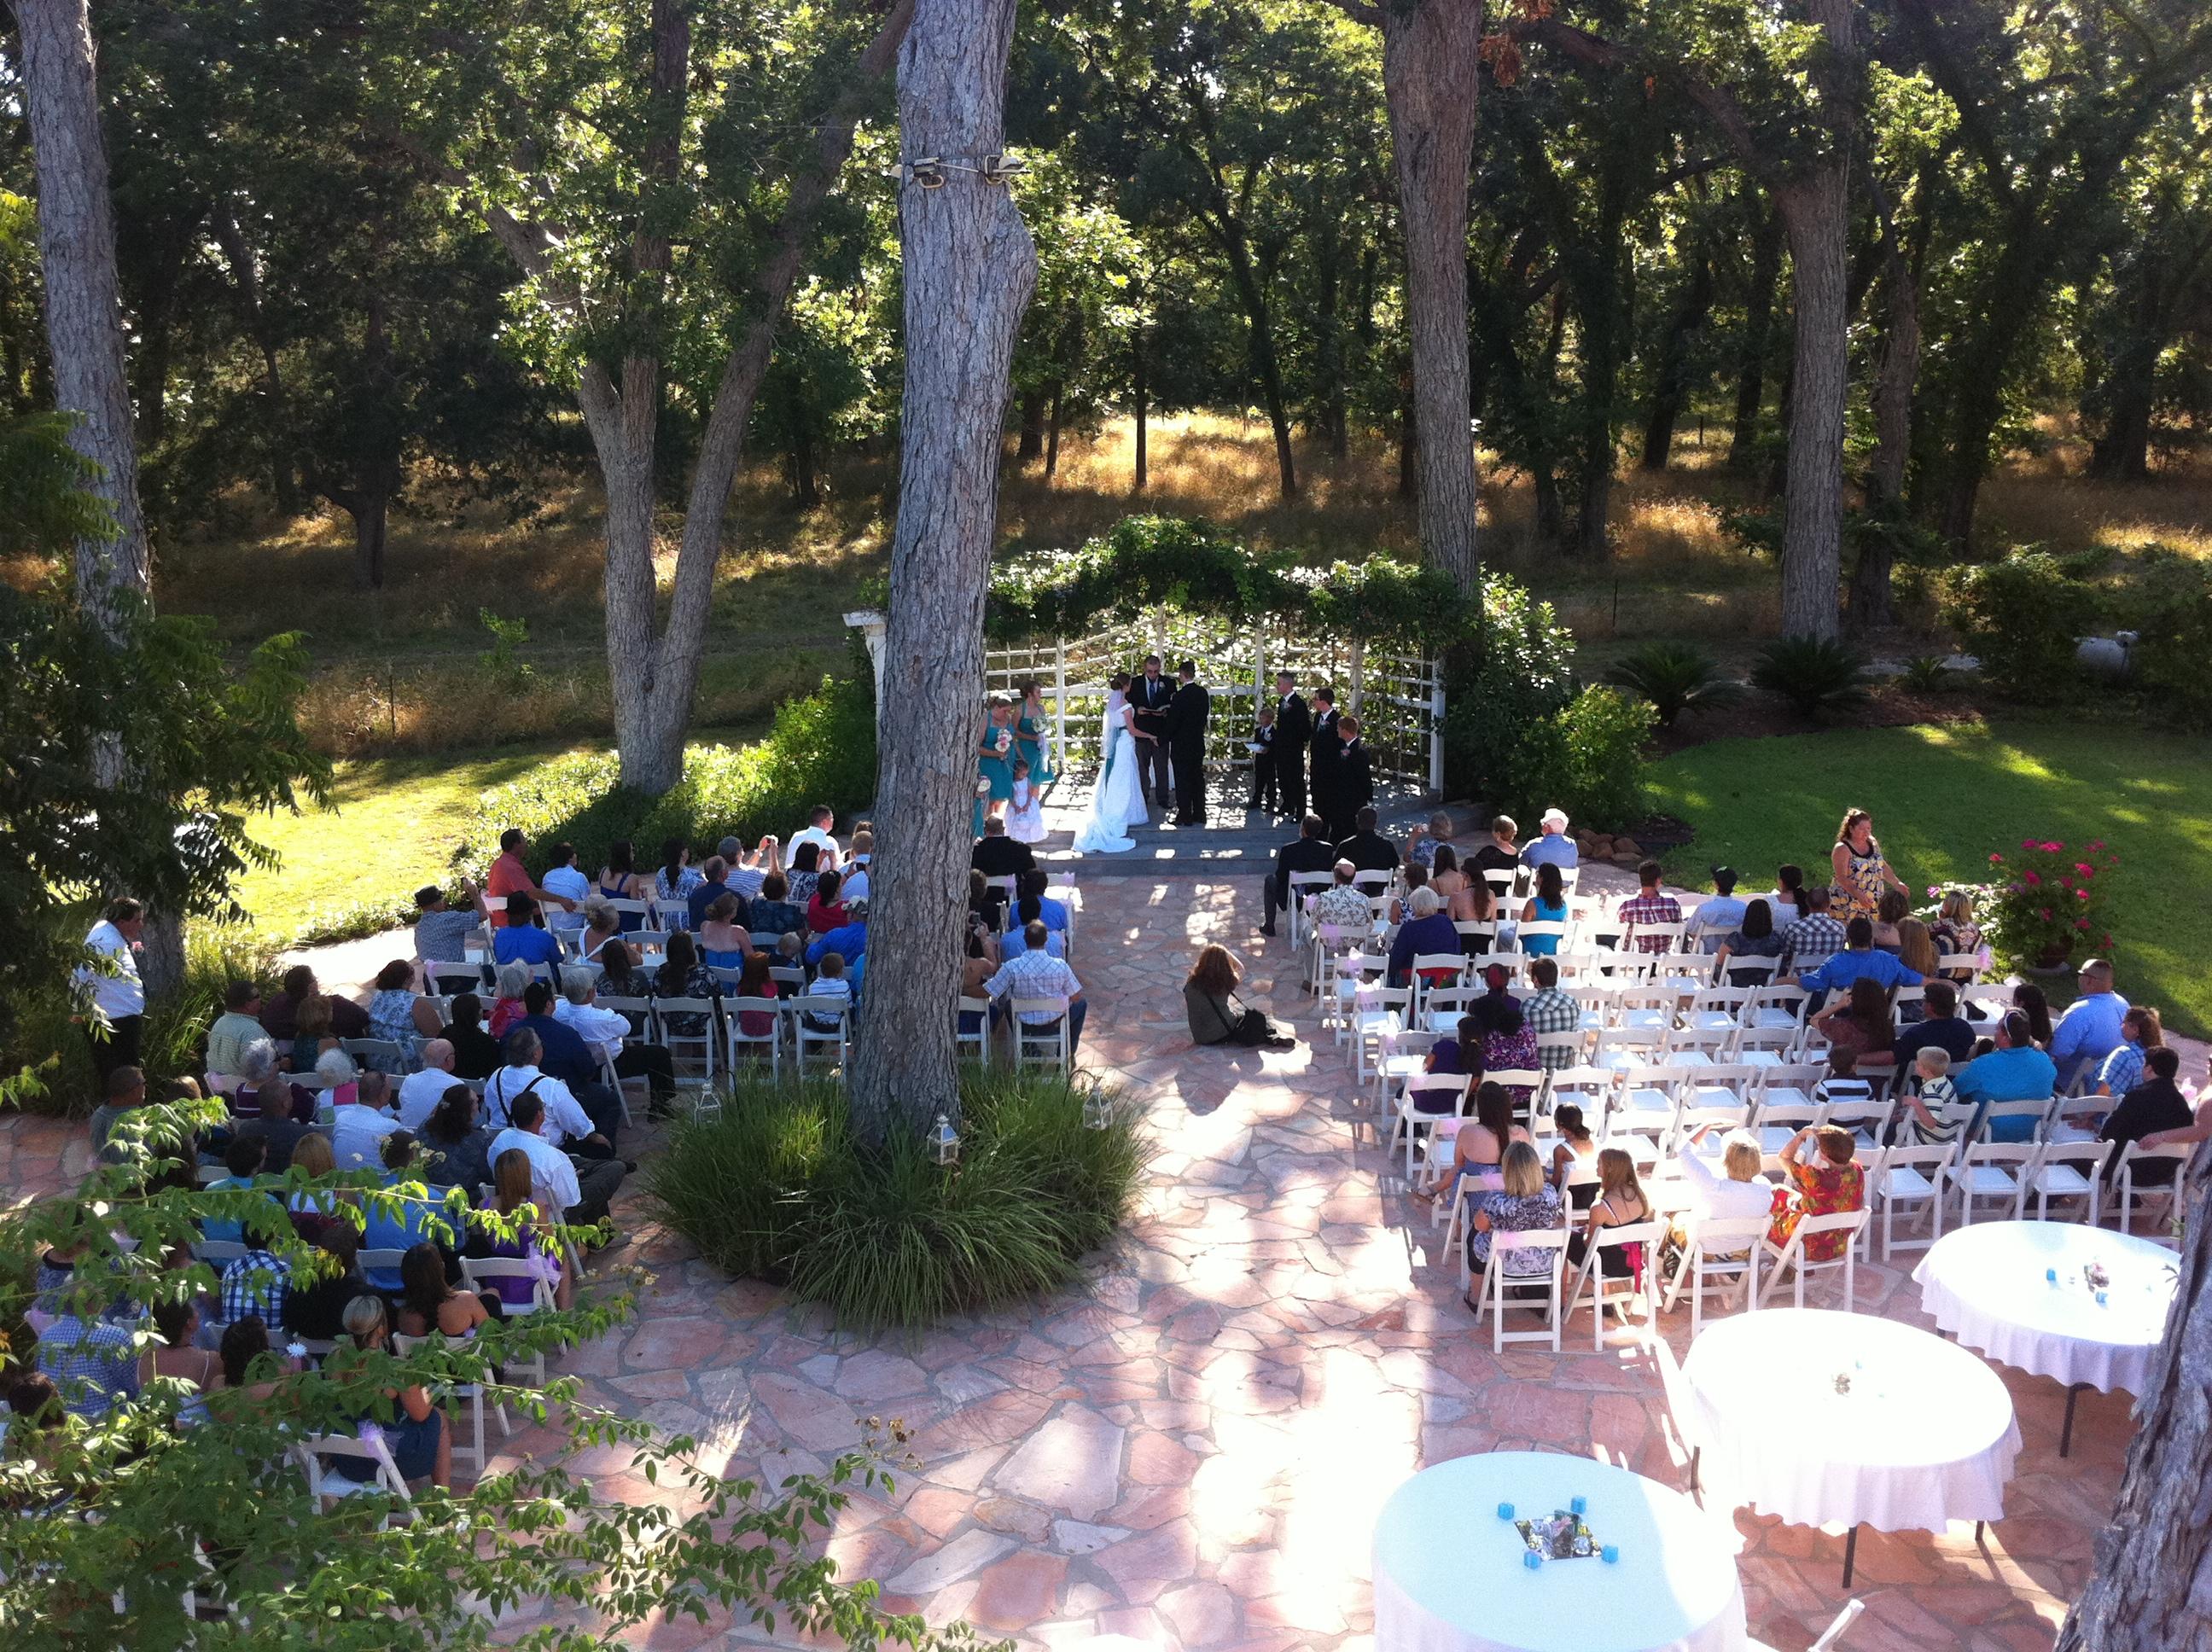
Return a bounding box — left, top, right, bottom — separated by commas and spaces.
1498, 686, 1654, 829
1936, 549, 2092, 702
644, 1069, 1151, 1329
453, 671, 877, 878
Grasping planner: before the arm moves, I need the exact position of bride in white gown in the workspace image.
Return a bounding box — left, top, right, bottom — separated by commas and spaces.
1073, 672, 1150, 854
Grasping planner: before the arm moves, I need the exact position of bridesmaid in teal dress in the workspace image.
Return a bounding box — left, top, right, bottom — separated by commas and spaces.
1013, 679, 1055, 785
977, 699, 1016, 817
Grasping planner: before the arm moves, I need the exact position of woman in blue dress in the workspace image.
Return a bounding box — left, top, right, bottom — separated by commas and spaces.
977, 699, 1016, 818
1013, 679, 1054, 786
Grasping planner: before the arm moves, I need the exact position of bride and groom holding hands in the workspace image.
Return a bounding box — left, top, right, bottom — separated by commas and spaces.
1074, 654, 1211, 854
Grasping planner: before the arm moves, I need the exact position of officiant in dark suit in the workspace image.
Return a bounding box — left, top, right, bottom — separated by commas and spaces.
1130, 654, 1177, 811
1270, 672, 1308, 820
1166, 660, 1212, 825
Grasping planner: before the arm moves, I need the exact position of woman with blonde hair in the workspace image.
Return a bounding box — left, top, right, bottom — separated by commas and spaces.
1566, 1148, 1650, 1281
1467, 1141, 1564, 1308
1932, 890, 1982, 980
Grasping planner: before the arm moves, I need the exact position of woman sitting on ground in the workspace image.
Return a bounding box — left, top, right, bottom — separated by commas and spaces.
420, 1083, 497, 1195
805, 869, 850, 936
698, 893, 753, 970
441, 993, 502, 1080
1712, 898, 1784, 986
1770, 1125, 1866, 1261
1565, 1147, 1649, 1280
325, 1294, 451, 1489
366, 961, 442, 1056
396, 1242, 496, 1340
469, 1148, 574, 1311
1517, 862, 1569, 957
1184, 945, 1293, 1048
579, 901, 641, 969
748, 873, 806, 939
486, 963, 533, 1039
1813, 978, 1895, 1077
1547, 1103, 1598, 1206
1467, 1141, 1564, 1306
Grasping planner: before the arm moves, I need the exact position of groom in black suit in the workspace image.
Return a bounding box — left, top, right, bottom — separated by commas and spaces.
1166, 660, 1211, 825
1271, 672, 1309, 820
1129, 654, 1177, 811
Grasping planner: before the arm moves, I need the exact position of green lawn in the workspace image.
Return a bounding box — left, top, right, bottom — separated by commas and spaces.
1645, 718, 2212, 1039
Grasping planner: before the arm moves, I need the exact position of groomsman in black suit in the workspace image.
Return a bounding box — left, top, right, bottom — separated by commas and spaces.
1129, 654, 1177, 811
1166, 660, 1212, 825
1270, 672, 1309, 820
1330, 714, 1376, 841
1308, 687, 1341, 835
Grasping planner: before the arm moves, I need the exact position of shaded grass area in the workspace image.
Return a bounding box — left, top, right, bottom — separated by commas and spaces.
1645, 719, 2212, 1038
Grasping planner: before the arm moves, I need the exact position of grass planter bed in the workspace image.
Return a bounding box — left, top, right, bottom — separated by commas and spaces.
644, 1069, 1151, 1330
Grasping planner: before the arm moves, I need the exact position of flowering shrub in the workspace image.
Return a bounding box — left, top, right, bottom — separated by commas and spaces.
1976, 838, 2119, 969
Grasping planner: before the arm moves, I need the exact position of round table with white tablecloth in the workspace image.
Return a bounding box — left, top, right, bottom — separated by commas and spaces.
1371, 1451, 1746, 1652
1678, 1309, 2020, 1582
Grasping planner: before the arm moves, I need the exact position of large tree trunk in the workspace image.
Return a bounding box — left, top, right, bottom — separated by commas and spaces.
1728, 204, 1782, 470
1016, 388, 1046, 462
1378, 0, 1482, 593
1220, 234, 1297, 498
1131, 322, 1148, 493
850, 0, 1035, 1144
17, 0, 149, 645
2054, 1159, 2212, 1651
1641, 246, 1715, 470
207, 203, 303, 517
1867, 246, 1922, 511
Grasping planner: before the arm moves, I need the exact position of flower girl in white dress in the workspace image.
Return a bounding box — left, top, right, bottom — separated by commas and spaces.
1004, 759, 1046, 844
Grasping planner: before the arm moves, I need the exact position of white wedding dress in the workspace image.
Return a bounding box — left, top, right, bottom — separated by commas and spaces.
1073, 690, 1147, 854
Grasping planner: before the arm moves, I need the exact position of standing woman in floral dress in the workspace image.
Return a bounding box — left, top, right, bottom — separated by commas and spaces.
1830, 808, 1908, 926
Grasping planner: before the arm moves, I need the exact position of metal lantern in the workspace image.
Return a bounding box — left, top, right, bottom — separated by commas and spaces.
1081, 1088, 1113, 1131
929, 1113, 962, 1166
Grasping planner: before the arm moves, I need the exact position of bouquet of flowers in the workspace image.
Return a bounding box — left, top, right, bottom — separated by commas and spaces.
1924, 838, 2117, 974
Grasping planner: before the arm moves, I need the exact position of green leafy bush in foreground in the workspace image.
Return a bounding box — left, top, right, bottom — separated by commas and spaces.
646, 1070, 1151, 1330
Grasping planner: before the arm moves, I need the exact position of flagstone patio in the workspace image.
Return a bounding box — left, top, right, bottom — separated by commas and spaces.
4, 872, 2163, 1651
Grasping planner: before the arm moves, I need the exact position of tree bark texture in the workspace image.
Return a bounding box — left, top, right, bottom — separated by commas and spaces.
16, 0, 149, 643
1378, 0, 1483, 593
848, 0, 1036, 1144
1131, 323, 1148, 493
1773, 165, 1847, 640
1866, 234, 1922, 511
2054, 1158, 2212, 1651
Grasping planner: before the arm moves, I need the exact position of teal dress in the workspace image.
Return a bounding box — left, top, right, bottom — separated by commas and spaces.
1015, 710, 1054, 784
1521, 894, 1569, 956
978, 722, 1015, 802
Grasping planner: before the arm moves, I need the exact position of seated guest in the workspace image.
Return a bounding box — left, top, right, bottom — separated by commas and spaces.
748, 873, 806, 939
260, 963, 370, 1042
1466, 1141, 1563, 1306
218, 1235, 290, 1330
1522, 958, 1580, 1072
556, 966, 675, 1112
486, 828, 578, 927
2094, 1006, 2163, 1101
283, 1224, 370, 1341
1712, 899, 1784, 986
1412, 1015, 1485, 1120
596, 940, 648, 1003
1388, 887, 1462, 989
1871, 889, 1910, 952
1565, 1148, 1649, 1277
35, 1300, 147, 1417
1796, 916, 1922, 1000
1894, 919, 1941, 1010
419, 1083, 497, 1195
200, 1135, 271, 1244
595, 839, 650, 916
470, 1146, 577, 1309
397, 1242, 495, 1340
802, 952, 853, 1032
2102, 1047, 2195, 1183
805, 869, 850, 935
234, 1041, 311, 1167
1548, 1103, 1598, 1201
789, 804, 841, 869
487, 1093, 625, 1228
1811, 1045, 1876, 1119
2052, 958, 2130, 1091
1260, 814, 1339, 939
2012, 981, 2056, 1048
1955, 1012, 2059, 1142
1477, 998, 1540, 1098
218, 1318, 290, 1399
1428, 843, 1473, 912
1001, 918, 1064, 961
1769, 1126, 1866, 1261
578, 901, 640, 968
1336, 806, 1401, 875
332, 1067, 400, 1170
150, 1297, 221, 1393
720, 835, 778, 902
325, 1295, 450, 1490
958, 929, 997, 1027
362, 1133, 447, 1289
1471, 815, 1521, 880
1931, 891, 1982, 976
1430, 1080, 1529, 1206
1618, 862, 1683, 956
656, 837, 706, 907
971, 814, 1036, 880
492, 894, 562, 968
1674, 1124, 1774, 1241
285, 1130, 345, 1236
805, 900, 870, 981
1775, 887, 1845, 978
413, 881, 483, 964
1894, 1048, 1967, 1147
1406, 811, 1455, 870
398, 1039, 457, 1129
1520, 807, 1579, 870
682, 852, 730, 931
986, 924, 1088, 1056
1015, 869, 1069, 934
841, 830, 874, 902
288, 992, 340, 1077
732, 952, 781, 1043
1892, 979, 1976, 1070
207, 980, 269, 1079
1812, 979, 1895, 1076
367, 959, 442, 1056
1310, 860, 1377, 932
698, 893, 754, 968
87, 1063, 148, 1163
652, 931, 718, 1041
443, 993, 503, 1080
491, 963, 538, 1040
1770, 864, 1809, 924
1685, 867, 1747, 953
1183, 944, 1291, 1048
1517, 862, 1569, 956
783, 841, 825, 906
497, 1014, 620, 1150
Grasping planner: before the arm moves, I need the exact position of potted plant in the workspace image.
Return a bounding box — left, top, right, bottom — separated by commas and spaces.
1981, 839, 2119, 974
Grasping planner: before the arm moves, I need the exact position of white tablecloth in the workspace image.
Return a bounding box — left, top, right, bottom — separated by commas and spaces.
1679, 1309, 2020, 1533
1913, 1220, 2178, 1394
1372, 1451, 1746, 1652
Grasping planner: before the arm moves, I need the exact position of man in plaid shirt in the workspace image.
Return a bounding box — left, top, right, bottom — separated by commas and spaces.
1778, 886, 1848, 978
1617, 861, 1682, 955
1522, 957, 1580, 1071
218, 1244, 289, 1328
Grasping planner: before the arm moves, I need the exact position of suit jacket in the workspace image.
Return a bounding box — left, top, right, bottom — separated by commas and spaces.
1336, 825, 1399, 875
1335, 739, 1376, 818
1130, 672, 1175, 734
1309, 709, 1342, 801
1272, 834, 1339, 905
1167, 681, 1210, 753
971, 836, 1036, 878
519, 1012, 599, 1088
1273, 692, 1311, 751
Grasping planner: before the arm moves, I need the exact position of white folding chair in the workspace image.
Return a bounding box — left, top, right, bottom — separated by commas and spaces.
955, 996, 993, 1066
724, 997, 783, 1080
1662, 1214, 1768, 1334
1408, 953, 1471, 1016
1563, 1219, 1661, 1349
2026, 1138, 2110, 1224
391, 1330, 511, 1478
1822, 1091, 1894, 1149
1870, 1140, 1954, 1259
1008, 999, 1072, 1073
2113, 1141, 2192, 1242
1470, 1224, 1573, 1352
1286, 872, 1334, 949
792, 996, 853, 1074
1400, 1073, 1471, 1184
459, 1254, 557, 1386
649, 997, 719, 1086
1757, 1205, 1873, 1310
1438, 1166, 1503, 1263
1942, 1141, 2037, 1225
1750, 1598, 1866, 1652
296, 1431, 412, 1505
1349, 980, 1411, 1079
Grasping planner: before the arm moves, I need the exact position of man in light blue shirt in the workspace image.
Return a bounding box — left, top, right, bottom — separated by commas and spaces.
1955, 1012, 2060, 1142
1796, 916, 1923, 1004
1519, 808, 1580, 871
2049, 958, 2128, 1091
1685, 866, 1748, 954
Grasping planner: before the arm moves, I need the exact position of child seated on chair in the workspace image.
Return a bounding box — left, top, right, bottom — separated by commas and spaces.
1769, 1125, 1864, 1261
1810, 1044, 1874, 1116
1893, 1047, 1965, 1146
805, 952, 853, 1032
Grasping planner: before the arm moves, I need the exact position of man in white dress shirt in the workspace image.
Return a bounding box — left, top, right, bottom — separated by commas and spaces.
487, 1091, 625, 1225
786, 806, 840, 868
482, 1029, 614, 1160
396, 1039, 458, 1130
74, 896, 147, 1081
553, 968, 676, 1111
332, 1070, 400, 1170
